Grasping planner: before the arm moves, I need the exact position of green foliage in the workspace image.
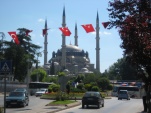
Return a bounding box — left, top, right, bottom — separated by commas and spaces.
48, 84, 60, 92
84, 84, 92, 91
103, 57, 139, 80
30, 68, 47, 82
66, 82, 71, 94
83, 73, 96, 84
42, 75, 58, 83
97, 77, 110, 91
107, 84, 113, 90
2, 28, 41, 81
75, 74, 85, 83
55, 91, 69, 101
58, 72, 66, 77
91, 86, 100, 92
70, 87, 85, 93
50, 100, 75, 105
77, 83, 84, 90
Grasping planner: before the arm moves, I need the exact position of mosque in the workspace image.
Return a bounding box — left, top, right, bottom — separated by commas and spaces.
43, 7, 101, 75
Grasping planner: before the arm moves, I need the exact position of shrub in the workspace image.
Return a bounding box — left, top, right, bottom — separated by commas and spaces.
48, 84, 60, 92
77, 83, 84, 90
91, 86, 100, 92
55, 91, 69, 101
84, 84, 92, 91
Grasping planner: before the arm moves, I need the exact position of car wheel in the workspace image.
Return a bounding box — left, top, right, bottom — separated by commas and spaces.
102, 103, 104, 107
82, 104, 84, 108
22, 102, 26, 107
97, 103, 100, 108
86, 105, 88, 108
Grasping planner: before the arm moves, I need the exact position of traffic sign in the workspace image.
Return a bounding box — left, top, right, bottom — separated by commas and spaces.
0, 60, 12, 73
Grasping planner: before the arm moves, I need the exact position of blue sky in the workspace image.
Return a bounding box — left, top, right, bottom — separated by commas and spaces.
0, 0, 123, 73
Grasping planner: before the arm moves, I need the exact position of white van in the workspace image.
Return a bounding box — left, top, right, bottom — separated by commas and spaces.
118, 90, 130, 100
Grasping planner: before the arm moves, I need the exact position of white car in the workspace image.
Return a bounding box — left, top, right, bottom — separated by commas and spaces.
35, 89, 48, 97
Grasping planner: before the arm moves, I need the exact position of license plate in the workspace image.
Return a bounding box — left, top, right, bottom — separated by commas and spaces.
87, 98, 93, 100
11, 102, 17, 104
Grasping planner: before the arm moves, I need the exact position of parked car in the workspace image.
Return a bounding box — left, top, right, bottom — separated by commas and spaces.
82, 91, 104, 108
118, 90, 130, 100
35, 89, 48, 97
6, 91, 29, 107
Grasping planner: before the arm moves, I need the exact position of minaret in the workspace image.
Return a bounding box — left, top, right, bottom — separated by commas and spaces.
61, 6, 66, 69
74, 23, 78, 46
95, 11, 100, 72
44, 19, 48, 65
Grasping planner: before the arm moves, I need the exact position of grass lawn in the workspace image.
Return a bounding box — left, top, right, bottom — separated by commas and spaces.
48, 100, 77, 105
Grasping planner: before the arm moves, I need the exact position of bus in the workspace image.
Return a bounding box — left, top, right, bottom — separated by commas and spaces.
28, 82, 54, 96
112, 85, 141, 98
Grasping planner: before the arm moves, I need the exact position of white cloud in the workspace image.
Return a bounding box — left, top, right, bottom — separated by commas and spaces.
90, 31, 111, 35
103, 31, 111, 35
38, 18, 45, 22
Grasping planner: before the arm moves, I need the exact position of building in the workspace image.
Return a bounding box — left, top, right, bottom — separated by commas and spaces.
44, 7, 100, 75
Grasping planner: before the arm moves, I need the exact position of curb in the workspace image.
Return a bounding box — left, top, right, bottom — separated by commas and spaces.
47, 101, 81, 113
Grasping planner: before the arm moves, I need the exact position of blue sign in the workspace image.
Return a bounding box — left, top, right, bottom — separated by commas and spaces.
0, 60, 12, 73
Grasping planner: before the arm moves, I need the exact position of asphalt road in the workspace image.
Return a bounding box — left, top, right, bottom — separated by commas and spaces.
57, 97, 144, 113
0, 95, 53, 113
0, 95, 144, 113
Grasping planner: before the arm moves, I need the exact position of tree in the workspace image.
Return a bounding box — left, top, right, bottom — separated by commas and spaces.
30, 68, 47, 82
82, 73, 96, 84
108, 0, 151, 83
75, 74, 85, 83
108, 0, 151, 111
3, 28, 41, 81
97, 77, 110, 91
104, 57, 139, 80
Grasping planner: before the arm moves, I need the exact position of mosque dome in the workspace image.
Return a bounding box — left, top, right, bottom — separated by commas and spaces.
54, 62, 59, 65
60, 44, 82, 52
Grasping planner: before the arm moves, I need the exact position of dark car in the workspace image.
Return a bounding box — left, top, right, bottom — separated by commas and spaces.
6, 91, 29, 107
82, 91, 104, 108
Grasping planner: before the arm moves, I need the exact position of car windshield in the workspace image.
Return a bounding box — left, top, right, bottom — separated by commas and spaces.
40, 89, 46, 92
84, 92, 100, 97
15, 88, 26, 92
9, 92, 24, 97
119, 91, 127, 94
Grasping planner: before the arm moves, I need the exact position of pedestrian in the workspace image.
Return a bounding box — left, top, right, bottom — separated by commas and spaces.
140, 83, 147, 112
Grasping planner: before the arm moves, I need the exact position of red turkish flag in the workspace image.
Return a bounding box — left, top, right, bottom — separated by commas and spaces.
8, 32, 20, 45
26, 30, 32, 36
59, 27, 71, 36
43, 29, 49, 36
102, 22, 110, 29
81, 24, 95, 33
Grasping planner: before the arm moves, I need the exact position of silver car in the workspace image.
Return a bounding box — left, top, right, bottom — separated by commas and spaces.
118, 90, 130, 100
35, 89, 48, 97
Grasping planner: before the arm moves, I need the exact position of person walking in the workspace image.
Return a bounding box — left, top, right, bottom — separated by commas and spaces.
140, 83, 147, 113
